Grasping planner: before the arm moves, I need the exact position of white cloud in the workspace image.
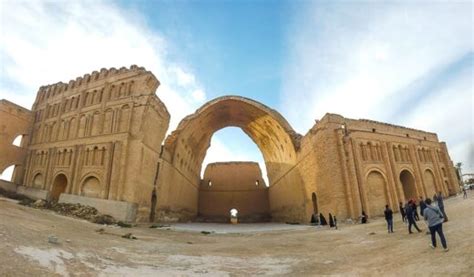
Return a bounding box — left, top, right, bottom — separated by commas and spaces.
282, 2, 473, 172
0, 0, 206, 134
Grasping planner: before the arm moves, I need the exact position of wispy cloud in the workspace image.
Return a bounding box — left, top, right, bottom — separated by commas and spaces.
282, 1, 473, 172
0, 0, 205, 133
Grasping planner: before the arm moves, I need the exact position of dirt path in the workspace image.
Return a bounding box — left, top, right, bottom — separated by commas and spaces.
0, 194, 473, 276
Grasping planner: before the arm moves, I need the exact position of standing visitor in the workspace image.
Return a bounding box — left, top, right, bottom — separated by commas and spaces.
412, 199, 420, 221
436, 192, 448, 222
406, 200, 422, 234
329, 213, 335, 228
399, 202, 407, 223
423, 198, 449, 252
319, 213, 328, 226
384, 205, 394, 233
419, 196, 427, 216
463, 187, 468, 199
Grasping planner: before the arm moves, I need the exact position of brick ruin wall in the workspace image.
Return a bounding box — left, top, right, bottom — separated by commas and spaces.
0, 65, 460, 223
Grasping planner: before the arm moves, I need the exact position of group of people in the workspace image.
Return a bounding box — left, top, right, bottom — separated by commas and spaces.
310, 212, 338, 229
362, 191, 449, 252
313, 191, 451, 252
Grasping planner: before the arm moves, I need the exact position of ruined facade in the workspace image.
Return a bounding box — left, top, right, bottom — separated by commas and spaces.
0, 65, 460, 222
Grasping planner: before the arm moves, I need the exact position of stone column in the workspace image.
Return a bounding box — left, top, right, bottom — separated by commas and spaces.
408, 145, 424, 198
386, 142, 406, 206
336, 129, 355, 218
431, 148, 444, 196
350, 138, 368, 215
381, 143, 397, 210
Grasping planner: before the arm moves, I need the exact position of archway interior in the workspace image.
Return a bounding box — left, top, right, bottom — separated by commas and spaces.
164, 97, 299, 186
51, 174, 67, 201
163, 97, 301, 223
201, 127, 269, 186
400, 170, 417, 200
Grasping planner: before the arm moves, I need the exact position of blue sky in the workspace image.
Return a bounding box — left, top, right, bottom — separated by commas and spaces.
0, 0, 472, 179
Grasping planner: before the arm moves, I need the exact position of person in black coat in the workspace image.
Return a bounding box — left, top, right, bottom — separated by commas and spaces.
319, 213, 328, 226
329, 213, 335, 228
384, 205, 394, 233
406, 200, 422, 233
412, 199, 420, 221
399, 202, 406, 223
419, 196, 427, 216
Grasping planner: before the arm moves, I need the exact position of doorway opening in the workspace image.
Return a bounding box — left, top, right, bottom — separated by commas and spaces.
400, 170, 417, 200
51, 174, 68, 201
311, 192, 319, 214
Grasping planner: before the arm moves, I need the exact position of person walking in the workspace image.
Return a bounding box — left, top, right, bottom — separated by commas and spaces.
436, 192, 448, 222
399, 202, 406, 223
412, 199, 420, 221
419, 196, 427, 216
463, 187, 468, 199
384, 205, 394, 233
423, 198, 449, 252
406, 200, 422, 234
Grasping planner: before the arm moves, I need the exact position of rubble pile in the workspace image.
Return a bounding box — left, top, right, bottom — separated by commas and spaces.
27, 199, 117, 225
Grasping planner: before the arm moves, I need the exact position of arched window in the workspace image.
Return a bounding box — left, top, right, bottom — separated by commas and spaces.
12, 135, 23, 147
0, 165, 15, 181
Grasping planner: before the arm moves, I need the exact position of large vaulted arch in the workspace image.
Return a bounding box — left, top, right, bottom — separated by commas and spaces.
158, 96, 305, 222
163, 96, 301, 184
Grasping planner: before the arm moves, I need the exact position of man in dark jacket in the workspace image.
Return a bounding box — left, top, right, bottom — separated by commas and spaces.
419, 196, 427, 216
406, 200, 422, 233
384, 205, 394, 233
413, 200, 420, 221
399, 202, 406, 223
436, 192, 448, 222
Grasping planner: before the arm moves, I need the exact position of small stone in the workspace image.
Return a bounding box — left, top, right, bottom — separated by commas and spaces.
367, 232, 376, 235
121, 233, 137, 239
201, 231, 212, 235
117, 221, 132, 228
48, 235, 59, 244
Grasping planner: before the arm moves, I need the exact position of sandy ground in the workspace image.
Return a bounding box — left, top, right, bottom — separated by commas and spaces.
0, 194, 473, 276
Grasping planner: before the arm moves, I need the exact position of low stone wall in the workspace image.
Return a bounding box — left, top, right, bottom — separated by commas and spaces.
0, 180, 18, 193
16, 185, 50, 200
58, 193, 138, 222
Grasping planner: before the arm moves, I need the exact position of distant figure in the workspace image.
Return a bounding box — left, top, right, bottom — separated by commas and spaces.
463, 187, 468, 199
436, 192, 448, 222
384, 205, 394, 233
423, 198, 448, 251
419, 197, 427, 216
399, 202, 407, 223
360, 211, 368, 224
406, 200, 422, 233
329, 213, 335, 228
334, 216, 338, 230
412, 199, 420, 221
319, 213, 328, 226
433, 193, 438, 202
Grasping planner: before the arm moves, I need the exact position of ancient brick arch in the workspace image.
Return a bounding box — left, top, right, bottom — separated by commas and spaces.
163, 95, 302, 184
157, 96, 307, 222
